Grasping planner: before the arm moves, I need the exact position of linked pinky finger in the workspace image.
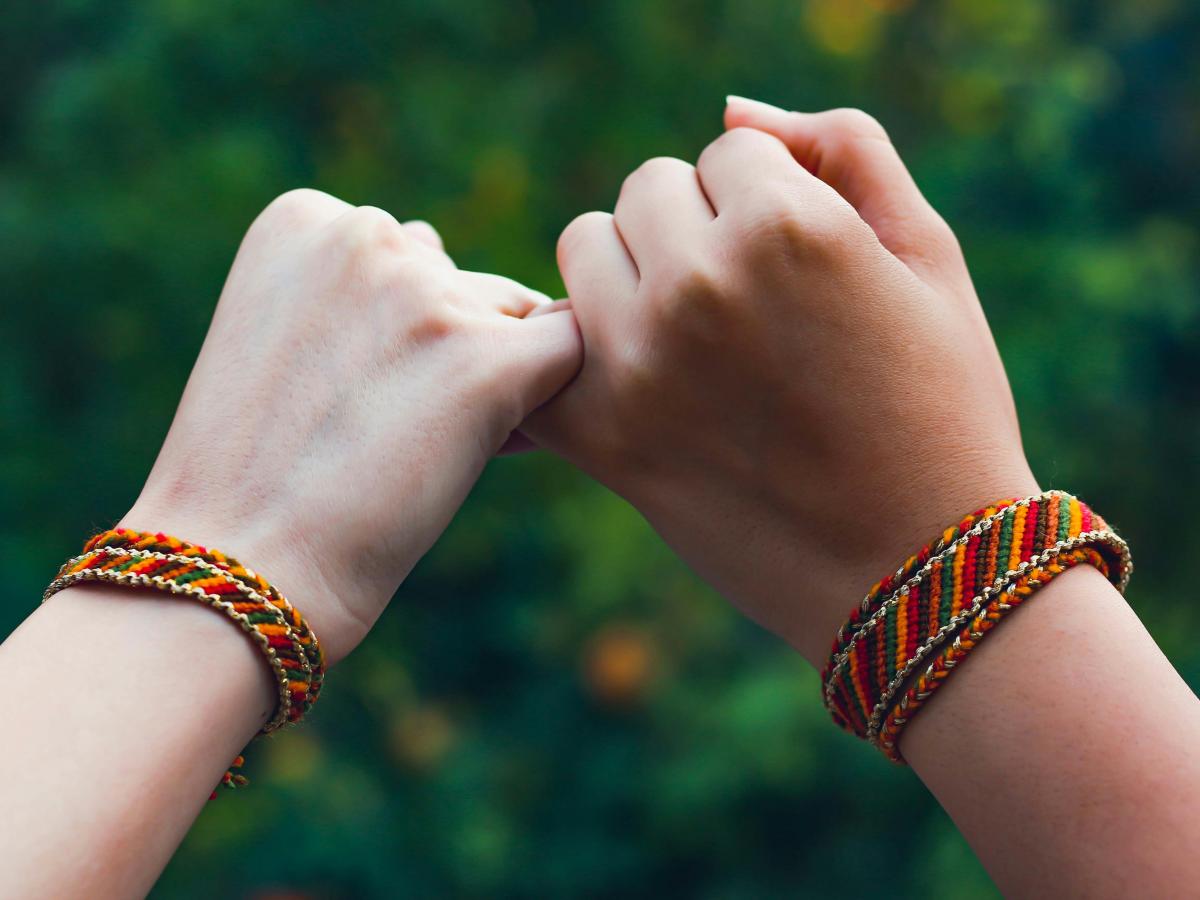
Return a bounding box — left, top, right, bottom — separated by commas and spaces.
556, 212, 639, 348
524, 298, 571, 319
459, 270, 555, 318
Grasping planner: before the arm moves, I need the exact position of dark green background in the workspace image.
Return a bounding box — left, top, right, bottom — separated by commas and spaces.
3, 1, 1197, 897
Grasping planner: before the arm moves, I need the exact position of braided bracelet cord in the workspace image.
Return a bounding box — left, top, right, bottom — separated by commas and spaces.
863, 529, 1129, 741
82, 528, 324, 717
822, 493, 1131, 744
825, 496, 1024, 662
876, 546, 1107, 762
820, 491, 1061, 729
43, 528, 326, 793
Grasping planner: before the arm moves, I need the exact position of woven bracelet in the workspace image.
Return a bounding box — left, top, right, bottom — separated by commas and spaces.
44, 528, 325, 793
825, 496, 1026, 661
876, 545, 1109, 761
822, 492, 1131, 758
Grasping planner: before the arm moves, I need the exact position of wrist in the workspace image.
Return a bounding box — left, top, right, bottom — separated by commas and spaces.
798, 460, 1042, 662
3, 583, 276, 894
898, 566, 1200, 895
45, 582, 278, 726
817, 487, 1131, 762
119, 497, 364, 666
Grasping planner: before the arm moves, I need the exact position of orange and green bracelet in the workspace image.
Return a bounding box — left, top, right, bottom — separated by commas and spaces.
43, 528, 325, 792
875, 544, 1112, 761
822, 492, 1132, 760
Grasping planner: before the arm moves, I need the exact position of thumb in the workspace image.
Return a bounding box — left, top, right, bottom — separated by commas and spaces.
723, 96, 964, 286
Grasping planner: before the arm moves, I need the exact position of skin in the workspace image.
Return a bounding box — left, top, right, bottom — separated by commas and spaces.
0, 190, 582, 897
123, 190, 583, 665
2, 101, 1198, 897
525, 96, 1200, 896
524, 100, 1038, 664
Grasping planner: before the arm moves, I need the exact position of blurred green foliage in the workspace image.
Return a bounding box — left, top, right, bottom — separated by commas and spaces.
2, 0, 1198, 897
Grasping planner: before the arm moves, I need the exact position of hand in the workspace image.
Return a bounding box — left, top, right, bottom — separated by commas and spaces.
125, 189, 582, 664
523, 99, 1038, 664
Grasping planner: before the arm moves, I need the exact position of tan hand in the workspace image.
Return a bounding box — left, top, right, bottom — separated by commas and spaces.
525, 100, 1037, 664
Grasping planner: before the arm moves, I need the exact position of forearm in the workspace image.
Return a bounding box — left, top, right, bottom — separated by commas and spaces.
902, 565, 1200, 896
0, 585, 274, 899
0, 188, 581, 897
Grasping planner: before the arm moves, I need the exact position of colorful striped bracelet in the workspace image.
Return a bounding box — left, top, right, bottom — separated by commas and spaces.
876, 545, 1110, 761
822, 492, 1131, 758
826, 497, 1024, 661
43, 528, 326, 793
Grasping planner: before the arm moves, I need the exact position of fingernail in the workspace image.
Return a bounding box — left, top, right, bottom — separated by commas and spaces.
725, 95, 785, 114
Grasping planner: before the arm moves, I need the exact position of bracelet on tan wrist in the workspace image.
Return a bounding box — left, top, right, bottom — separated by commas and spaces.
821, 491, 1131, 762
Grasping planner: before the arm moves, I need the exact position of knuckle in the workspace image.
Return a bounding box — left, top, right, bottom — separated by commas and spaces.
643, 155, 693, 176
257, 188, 337, 230
710, 126, 779, 159
323, 208, 414, 289
697, 128, 781, 180
622, 156, 693, 194
642, 258, 729, 350
654, 260, 723, 319
268, 187, 330, 215
325, 210, 422, 302
388, 272, 466, 341
412, 300, 462, 343
741, 198, 865, 265
337, 205, 408, 254
674, 262, 722, 304
925, 211, 960, 251
611, 334, 658, 398
557, 210, 611, 265
827, 107, 889, 143
381, 304, 464, 371
744, 196, 806, 241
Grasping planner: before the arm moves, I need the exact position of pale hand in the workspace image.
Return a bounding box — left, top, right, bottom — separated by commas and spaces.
126, 190, 582, 664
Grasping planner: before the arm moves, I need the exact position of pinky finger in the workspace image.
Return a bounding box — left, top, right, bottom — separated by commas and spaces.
524, 298, 571, 319
460, 271, 555, 318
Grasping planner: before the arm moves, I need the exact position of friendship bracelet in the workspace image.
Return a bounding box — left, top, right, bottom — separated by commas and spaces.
50, 546, 312, 730
823, 493, 1127, 734
44, 528, 326, 793
826, 496, 1025, 660
864, 529, 1130, 740
876, 546, 1108, 761
80, 528, 325, 719
822, 493, 1131, 753
821, 489, 1071, 727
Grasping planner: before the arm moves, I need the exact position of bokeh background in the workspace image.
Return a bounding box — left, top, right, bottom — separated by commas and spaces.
3, 1, 1198, 897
